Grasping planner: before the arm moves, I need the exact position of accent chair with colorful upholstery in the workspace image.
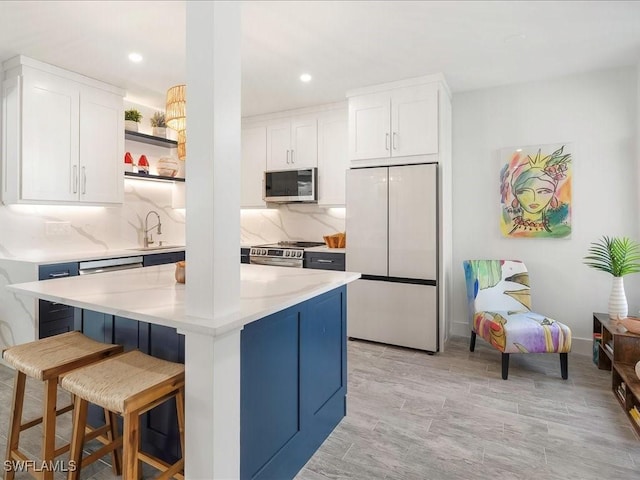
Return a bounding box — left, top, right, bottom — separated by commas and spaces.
463, 260, 572, 380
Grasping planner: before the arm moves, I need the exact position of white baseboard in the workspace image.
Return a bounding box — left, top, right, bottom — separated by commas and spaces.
449, 321, 592, 357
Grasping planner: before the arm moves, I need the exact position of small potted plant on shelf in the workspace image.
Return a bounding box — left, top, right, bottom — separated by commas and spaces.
584, 235, 640, 319
150, 111, 167, 138
124, 109, 143, 132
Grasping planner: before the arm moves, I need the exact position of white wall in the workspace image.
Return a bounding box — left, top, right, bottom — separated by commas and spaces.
451, 66, 639, 355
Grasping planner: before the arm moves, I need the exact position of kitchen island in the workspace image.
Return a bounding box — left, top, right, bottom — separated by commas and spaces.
7, 263, 360, 479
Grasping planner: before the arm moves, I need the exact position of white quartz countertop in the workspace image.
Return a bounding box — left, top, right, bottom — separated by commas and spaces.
3, 246, 186, 265
7, 264, 360, 337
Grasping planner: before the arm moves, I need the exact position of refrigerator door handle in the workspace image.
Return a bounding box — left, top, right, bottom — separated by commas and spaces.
385, 133, 390, 150
392, 132, 398, 150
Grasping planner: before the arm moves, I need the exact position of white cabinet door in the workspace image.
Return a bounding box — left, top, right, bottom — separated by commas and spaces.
347, 280, 437, 351
345, 167, 388, 276
348, 92, 390, 164
21, 70, 79, 202
317, 109, 347, 206
290, 115, 317, 168
241, 125, 267, 208
391, 83, 438, 157
79, 87, 123, 204
388, 164, 437, 280
266, 121, 291, 170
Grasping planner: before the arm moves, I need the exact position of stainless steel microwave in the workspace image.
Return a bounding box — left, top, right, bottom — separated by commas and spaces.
264, 168, 317, 203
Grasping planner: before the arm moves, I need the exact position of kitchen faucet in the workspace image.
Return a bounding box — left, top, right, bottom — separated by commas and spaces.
144, 210, 162, 247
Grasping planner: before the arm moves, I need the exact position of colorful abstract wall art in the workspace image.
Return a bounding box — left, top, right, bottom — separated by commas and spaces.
499, 143, 572, 238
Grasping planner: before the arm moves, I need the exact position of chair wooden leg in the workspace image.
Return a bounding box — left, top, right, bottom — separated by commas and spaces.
68, 397, 88, 480
123, 411, 141, 480
469, 330, 477, 352
42, 379, 58, 480
105, 409, 122, 475
176, 387, 186, 460
4, 371, 26, 480
501, 353, 509, 380
560, 352, 568, 380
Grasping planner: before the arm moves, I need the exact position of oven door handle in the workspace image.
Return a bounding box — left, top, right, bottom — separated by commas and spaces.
250, 257, 302, 268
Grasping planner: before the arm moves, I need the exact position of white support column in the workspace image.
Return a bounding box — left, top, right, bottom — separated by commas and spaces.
184, 1, 241, 478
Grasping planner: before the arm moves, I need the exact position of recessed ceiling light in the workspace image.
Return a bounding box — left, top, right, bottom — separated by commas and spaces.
128, 52, 143, 63
300, 73, 312, 83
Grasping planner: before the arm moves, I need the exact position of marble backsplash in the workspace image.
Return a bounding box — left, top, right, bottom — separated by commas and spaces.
0, 178, 186, 259
241, 205, 346, 246
0, 187, 345, 259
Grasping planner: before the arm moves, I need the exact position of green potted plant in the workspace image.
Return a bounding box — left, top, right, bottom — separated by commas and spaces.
584, 236, 640, 319
150, 111, 167, 138
124, 109, 143, 132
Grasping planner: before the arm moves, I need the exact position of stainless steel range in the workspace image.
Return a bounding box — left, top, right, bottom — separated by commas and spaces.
249, 241, 325, 268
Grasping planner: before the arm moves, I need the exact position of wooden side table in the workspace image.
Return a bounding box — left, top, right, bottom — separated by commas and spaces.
593, 312, 640, 435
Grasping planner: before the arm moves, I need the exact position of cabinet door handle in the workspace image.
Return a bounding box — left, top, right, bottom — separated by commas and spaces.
291, 150, 295, 164
49, 272, 70, 278
393, 132, 398, 150
385, 133, 390, 150
286, 150, 290, 164
72, 166, 78, 194
82, 167, 87, 194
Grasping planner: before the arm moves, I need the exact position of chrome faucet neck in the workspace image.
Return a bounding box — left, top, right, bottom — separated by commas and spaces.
144, 211, 162, 248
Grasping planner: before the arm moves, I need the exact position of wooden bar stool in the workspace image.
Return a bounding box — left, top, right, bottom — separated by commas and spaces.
61, 350, 185, 480
2, 331, 123, 480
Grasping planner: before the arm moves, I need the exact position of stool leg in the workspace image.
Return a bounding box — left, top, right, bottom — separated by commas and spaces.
123, 411, 141, 479
42, 378, 58, 480
176, 387, 186, 460
4, 371, 26, 480
105, 409, 122, 475
68, 396, 88, 480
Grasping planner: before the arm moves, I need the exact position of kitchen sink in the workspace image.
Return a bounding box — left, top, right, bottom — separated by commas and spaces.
127, 245, 185, 251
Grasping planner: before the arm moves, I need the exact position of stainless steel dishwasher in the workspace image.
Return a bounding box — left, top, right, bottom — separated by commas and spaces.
78, 256, 144, 275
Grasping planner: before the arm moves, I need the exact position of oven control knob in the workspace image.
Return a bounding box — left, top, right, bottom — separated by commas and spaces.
283, 250, 289, 257
297, 251, 303, 258
261, 249, 267, 255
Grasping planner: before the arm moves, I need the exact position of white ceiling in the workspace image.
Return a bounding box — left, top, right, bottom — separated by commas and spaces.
0, 1, 639, 117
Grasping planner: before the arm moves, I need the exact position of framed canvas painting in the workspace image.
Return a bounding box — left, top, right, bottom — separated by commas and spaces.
499, 143, 572, 238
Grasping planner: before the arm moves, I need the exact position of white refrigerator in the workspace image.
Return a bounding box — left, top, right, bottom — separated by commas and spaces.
346, 163, 438, 352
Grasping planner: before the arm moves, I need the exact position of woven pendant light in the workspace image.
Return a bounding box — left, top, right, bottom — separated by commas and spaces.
166, 85, 186, 160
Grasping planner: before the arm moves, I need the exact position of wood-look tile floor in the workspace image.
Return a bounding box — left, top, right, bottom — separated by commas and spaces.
1, 336, 638, 479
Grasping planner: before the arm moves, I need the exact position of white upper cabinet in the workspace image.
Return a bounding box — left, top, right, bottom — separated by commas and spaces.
79, 86, 124, 203
317, 109, 348, 206
266, 115, 317, 171
347, 79, 440, 167
2, 56, 124, 205
348, 92, 390, 162
241, 124, 267, 208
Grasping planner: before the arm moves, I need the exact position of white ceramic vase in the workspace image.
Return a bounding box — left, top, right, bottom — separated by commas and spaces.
152, 126, 167, 138
608, 276, 628, 319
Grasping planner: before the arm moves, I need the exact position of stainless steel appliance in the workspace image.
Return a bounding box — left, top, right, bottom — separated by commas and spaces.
346, 163, 438, 352
264, 168, 318, 203
79, 256, 144, 275
250, 241, 324, 268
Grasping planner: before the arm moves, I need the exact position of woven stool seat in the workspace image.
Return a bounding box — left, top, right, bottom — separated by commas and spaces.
61, 350, 184, 414
3, 331, 122, 380
63, 350, 185, 479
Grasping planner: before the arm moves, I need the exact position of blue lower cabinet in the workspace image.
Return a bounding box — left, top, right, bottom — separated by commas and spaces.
80, 309, 184, 465
241, 286, 347, 480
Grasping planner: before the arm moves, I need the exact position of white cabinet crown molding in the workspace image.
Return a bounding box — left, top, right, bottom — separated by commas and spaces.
346, 73, 451, 99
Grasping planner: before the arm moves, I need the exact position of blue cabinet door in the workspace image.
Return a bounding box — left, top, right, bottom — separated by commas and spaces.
240, 286, 347, 480
241, 306, 301, 479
